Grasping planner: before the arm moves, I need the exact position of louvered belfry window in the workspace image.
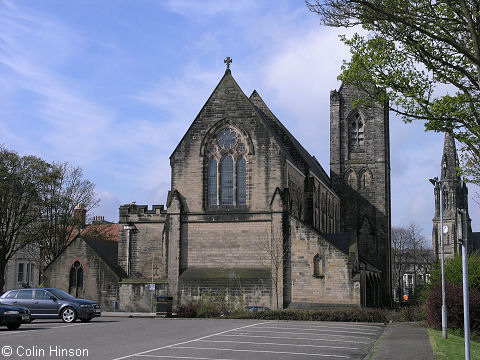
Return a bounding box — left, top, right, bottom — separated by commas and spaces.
351, 113, 365, 148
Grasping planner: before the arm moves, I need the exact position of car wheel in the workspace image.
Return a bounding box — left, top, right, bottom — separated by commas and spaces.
61, 307, 77, 323
7, 322, 21, 330
80, 317, 92, 323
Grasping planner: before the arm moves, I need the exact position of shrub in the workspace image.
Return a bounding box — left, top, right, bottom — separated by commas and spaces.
230, 308, 389, 323
177, 302, 200, 318
430, 252, 480, 290
426, 282, 480, 331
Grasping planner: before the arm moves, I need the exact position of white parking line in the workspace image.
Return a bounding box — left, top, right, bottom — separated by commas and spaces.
171, 346, 351, 358
199, 339, 360, 350
252, 326, 378, 335
237, 329, 374, 339
259, 323, 383, 331
219, 333, 370, 344
111, 322, 270, 360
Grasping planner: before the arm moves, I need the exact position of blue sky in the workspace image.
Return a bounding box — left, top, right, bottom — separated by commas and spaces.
0, 0, 478, 237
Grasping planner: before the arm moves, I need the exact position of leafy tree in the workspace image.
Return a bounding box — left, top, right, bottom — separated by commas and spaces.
307, 0, 480, 183
0, 146, 99, 291
0, 146, 53, 291
430, 251, 480, 290
39, 163, 99, 266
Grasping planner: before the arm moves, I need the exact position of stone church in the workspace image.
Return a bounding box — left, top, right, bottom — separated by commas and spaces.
45, 61, 392, 311
115, 61, 391, 311
431, 132, 480, 259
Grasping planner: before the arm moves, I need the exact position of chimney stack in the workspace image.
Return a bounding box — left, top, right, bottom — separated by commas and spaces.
74, 203, 86, 228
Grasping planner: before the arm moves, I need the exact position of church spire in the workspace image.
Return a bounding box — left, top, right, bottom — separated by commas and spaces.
441, 132, 459, 181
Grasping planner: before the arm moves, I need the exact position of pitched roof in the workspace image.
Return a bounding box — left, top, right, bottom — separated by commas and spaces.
170, 69, 332, 187
321, 232, 350, 256
249, 90, 331, 185
82, 237, 126, 278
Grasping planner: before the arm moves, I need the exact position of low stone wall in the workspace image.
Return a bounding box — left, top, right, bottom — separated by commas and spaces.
118, 280, 168, 312
178, 267, 273, 309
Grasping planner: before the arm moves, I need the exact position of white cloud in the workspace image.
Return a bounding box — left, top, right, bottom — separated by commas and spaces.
165, 0, 259, 18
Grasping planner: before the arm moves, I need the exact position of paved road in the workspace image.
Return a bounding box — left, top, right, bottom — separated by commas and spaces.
0, 317, 385, 360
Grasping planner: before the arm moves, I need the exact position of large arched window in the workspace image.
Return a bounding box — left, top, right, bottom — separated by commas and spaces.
236, 157, 246, 205
69, 261, 83, 298
205, 126, 249, 207
220, 155, 234, 205
350, 113, 365, 149
208, 158, 217, 206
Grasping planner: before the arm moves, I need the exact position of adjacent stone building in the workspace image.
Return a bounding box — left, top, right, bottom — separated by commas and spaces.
116, 64, 391, 311
431, 132, 479, 259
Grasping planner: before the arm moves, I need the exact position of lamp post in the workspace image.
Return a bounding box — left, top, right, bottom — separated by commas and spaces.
459, 209, 471, 360
429, 177, 447, 339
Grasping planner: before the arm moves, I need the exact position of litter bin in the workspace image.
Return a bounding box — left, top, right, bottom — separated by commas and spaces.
156, 296, 173, 317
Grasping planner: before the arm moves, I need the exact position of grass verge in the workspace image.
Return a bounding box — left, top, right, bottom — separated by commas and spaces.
429, 329, 480, 360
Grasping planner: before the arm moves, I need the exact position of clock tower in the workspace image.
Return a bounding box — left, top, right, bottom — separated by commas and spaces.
431, 133, 472, 260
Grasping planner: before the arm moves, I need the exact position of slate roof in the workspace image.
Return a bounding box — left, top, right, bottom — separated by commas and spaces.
321, 232, 351, 256
249, 90, 331, 186
82, 237, 127, 278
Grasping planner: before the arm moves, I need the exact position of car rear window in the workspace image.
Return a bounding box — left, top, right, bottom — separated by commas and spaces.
4, 290, 18, 298
34, 290, 50, 300
17, 289, 33, 299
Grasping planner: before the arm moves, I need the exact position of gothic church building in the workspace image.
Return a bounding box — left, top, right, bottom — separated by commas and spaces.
114, 64, 392, 311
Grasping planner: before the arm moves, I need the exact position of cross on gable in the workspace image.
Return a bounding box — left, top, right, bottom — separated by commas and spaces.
224, 57, 232, 70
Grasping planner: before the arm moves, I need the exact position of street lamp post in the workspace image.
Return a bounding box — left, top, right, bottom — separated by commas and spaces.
429, 177, 448, 339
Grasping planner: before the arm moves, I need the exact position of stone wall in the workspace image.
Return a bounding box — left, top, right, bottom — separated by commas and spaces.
118, 204, 167, 278
118, 281, 168, 313
289, 217, 360, 308
178, 267, 272, 308
44, 238, 120, 311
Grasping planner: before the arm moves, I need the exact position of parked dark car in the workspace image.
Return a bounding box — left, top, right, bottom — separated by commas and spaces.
245, 306, 270, 312
0, 303, 30, 330
0, 288, 101, 323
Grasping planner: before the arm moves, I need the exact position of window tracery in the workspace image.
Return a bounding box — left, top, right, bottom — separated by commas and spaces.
205, 126, 249, 207
350, 113, 365, 149
69, 261, 83, 298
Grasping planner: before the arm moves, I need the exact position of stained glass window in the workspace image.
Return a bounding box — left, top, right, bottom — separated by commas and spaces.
217, 128, 237, 150
208, 158, 217, 205
236, 157, 246, 205
220, 155, 234, 205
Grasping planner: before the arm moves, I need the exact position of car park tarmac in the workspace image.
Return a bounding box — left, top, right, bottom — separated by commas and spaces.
0, 317, 385, 360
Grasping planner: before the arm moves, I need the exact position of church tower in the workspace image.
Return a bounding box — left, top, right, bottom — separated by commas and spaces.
330, 84, 391, 306
432, 132, 472, 260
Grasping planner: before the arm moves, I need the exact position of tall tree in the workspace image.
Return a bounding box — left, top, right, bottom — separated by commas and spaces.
39, 163, 99, 266
0, 147, 53, 291
392, 224, 433, 300
307, 0, 480, 183
0, 146, 99, 291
